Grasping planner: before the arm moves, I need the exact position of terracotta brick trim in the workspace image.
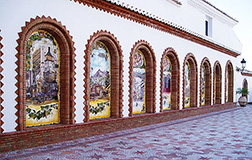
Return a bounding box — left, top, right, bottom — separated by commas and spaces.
71, 0, 239, 57
213, 61, 222, 104
225, 61, 234, 102
160, 48, 180, 112
0, 30, 4, 133
182, 53, 198, 108
15, 16, 76, 131
241, 72, 252, 77
199, 57, 211, 106
128, 40, 156, 116
84, 30, 124, 122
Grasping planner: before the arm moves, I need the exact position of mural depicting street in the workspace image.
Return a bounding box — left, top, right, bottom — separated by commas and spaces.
25, 30, 60, 127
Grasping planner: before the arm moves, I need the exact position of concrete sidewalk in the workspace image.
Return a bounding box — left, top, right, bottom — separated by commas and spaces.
1, 106, 252, 160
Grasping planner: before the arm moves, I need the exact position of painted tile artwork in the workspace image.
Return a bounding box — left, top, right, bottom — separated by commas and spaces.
25, 30, 60, 127
133, 50, 146, 114
162, 56, 172, 110
201, 66, 206, 106
185, 61, 190, 108
89, 41, 111, 119
226, 67, 228, 102
214, 73, 216, 104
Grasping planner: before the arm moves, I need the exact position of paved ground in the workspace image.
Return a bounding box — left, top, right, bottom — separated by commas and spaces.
1, 105, 252, 160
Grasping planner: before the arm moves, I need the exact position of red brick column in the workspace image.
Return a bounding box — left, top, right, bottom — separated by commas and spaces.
0, 30, 4, 133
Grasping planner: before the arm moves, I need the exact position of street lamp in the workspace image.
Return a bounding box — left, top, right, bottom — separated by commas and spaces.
241, 58, 246, 71
236, 58, 246, 72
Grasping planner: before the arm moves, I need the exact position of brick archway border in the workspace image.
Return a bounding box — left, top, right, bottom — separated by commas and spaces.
0, 30, 4, 133
183, 53, 198, 109
84, 30, 124, 122
199, 57, 212, 106
15, 16, 76, 131
213, 61, 222, 104
128, 40, 156, 116
160, 48, 180, 112
225, 60, 234, 102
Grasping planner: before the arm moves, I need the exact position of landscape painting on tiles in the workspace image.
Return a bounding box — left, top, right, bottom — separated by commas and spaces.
226, 67, 228, 102
214, 73, 216, 104
185, 61, 190, 108
25, 30, 60, 127
201, 66, 206, 106
133, 50, 146, 114
162, 56, 172, 110
89, 41, 111, 119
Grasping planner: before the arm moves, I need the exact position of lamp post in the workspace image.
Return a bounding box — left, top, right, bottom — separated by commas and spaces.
236, 58, 246, 72
241, 58, 246, 72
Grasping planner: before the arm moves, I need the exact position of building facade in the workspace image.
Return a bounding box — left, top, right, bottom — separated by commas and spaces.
0, 0, 247, 151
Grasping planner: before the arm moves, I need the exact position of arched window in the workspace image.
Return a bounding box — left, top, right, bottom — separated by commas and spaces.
225, 61, 234, 102
160, 48, 180, 111
200, 58, 211, 106
183, 53, 198, 108
0, 30, 3, 133
84, 30, 123, 122
129, 40, 156, 116
213, 61, 222, 104
15, 16, 76, 130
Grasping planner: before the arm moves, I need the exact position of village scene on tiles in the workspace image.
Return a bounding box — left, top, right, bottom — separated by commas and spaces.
162, 56, 172, 110
185, 61, 190, 108
201, 66, 206, 105
133, 50, 146, 114
25, 30, 60, 127
89, 41, 111, 119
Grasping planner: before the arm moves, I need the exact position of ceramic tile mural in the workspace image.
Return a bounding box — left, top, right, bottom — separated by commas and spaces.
133, 50, 146, 114
226, 67, 228, 102
162, 56, 172, 110
214, 73, 216, 104
201, 66, 206, 106
89, 41, 111, 119
25, 30, 60, 127
185, 61, 190, 108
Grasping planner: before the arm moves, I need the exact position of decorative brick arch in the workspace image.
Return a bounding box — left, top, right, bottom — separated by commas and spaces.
128, 40, 156, 116
199, 57, 211, 106
15, 16, 76, 131
0, 30, 4, 133
225, 61, 234, 102
242, 78, 248, 99
183, 53, 198, 108
160, 48, 180, 112
84, 30, 124, 122
213, 61, 222, 104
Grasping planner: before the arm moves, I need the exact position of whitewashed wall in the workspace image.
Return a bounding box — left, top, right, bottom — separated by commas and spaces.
0, 0, 243, 133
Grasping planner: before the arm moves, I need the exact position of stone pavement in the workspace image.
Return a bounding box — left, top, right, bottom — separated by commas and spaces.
1, 106, 252, 160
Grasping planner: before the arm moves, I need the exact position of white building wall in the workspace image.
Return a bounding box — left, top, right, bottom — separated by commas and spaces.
0, 0, 243, 133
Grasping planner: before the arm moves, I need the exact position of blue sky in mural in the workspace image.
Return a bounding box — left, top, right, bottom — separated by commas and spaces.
90, 48, 110, 76
209, 0, 252, 70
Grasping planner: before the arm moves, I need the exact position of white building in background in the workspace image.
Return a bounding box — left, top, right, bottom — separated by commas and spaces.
0, 0, 249, 150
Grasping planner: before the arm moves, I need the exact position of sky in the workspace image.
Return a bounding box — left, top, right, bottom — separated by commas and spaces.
209, 0, 252, 70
